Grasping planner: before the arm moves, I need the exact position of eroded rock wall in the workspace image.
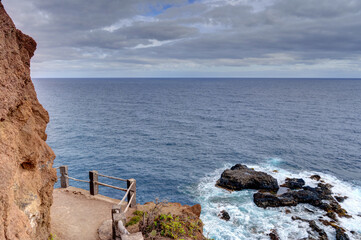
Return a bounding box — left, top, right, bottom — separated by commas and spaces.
0, 2, 56, 239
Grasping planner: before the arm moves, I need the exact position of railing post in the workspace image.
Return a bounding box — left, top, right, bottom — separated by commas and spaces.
112, 205, 125, 240
127, 178, 136, 208
89, 170, 98, 195
59, 165, 69, 188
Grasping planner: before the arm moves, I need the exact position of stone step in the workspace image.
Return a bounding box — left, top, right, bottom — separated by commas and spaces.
121, 232, 144, 240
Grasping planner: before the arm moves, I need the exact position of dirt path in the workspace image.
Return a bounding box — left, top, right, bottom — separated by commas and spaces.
51, 187, 120, 240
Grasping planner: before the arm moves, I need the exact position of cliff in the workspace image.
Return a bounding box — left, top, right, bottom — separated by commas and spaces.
0, 1, 56, 240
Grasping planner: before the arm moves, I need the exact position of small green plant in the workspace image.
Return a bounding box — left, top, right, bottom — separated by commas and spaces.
48, 234, 56, 240
138, 198, 206, 239
126, 215, 141, 227
142, 212, 203, 239
133, 210, 146, 216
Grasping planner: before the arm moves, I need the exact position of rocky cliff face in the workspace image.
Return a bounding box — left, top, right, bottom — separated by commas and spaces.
0, 2, 56, 240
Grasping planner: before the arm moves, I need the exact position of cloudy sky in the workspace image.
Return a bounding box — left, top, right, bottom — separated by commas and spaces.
3, 0, 361, 78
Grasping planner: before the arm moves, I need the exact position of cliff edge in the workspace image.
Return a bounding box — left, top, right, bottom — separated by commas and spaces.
0, 1, 56, 240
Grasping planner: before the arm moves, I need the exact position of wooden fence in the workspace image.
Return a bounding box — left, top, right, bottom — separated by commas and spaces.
56, 166, 136, 240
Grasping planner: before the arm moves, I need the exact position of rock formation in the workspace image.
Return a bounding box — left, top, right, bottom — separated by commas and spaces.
280, 178, 305, 189
0, 1, 56, 239
216, 164, 279, 191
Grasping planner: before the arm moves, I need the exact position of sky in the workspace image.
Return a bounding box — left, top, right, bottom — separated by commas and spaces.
3, 0, 361, 78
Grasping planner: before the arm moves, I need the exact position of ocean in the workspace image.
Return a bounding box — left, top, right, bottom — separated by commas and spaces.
34, 78, 361, 239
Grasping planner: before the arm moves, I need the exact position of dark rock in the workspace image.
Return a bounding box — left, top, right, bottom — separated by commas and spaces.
291, 216, 304, 221
281, 178, 305, 189
335, 196, 348, 203
230, 164, 247, 170
216, 164, 279, 191
254, 192, 282, 208
254, 190, 320, 208
289, 190, 321, 205
219, 210, 230, 221
309, 220, 328, 240
319, 219, 345, 232
305, 208, 315, 214
319, 202, 332, 212
330, 200, 352, 218
269, 229, 280, 240
336, 229, 350, 240
302, 184, 333, 201
292, 217, 328, 240
285, 209, 291, 214
310, 175, 321, 181
279, 195, 298, 207
326, 211, 337, 221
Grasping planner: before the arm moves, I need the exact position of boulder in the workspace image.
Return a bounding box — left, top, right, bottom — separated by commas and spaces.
287, 190, 321, 205
336, 229, 350, 240
254, 192, 283, 208
335, 196, 348, 203
253, 190, 320, 208
219, 210, 230, 221
254, 181, 351, 219
310, 175, 321, 181
216, 164, 279, 191
281, 178, 305, 189
268, 229, 280, 240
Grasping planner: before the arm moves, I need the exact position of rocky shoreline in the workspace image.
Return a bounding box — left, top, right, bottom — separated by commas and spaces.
216, 164, 357, 240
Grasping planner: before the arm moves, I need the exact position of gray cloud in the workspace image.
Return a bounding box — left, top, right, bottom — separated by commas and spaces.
3, 0, 361, 77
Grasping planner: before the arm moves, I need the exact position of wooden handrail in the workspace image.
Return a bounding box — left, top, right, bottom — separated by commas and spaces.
119, 181, 135, 205
56, 165, 138, 240
67, 176, 90, 183
57, 166, 136, 204
95, 181, 128, 191
123, 194, 135, 213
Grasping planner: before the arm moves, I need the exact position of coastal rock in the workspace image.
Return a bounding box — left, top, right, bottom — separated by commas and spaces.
292, 217, 328, 240
254, 179, 351, 219
218, 210, 230, 221
310, 175, 321, 181
254, 192, 287, 208
286, 190, 321, 205
336, 229, 350, 240
0, 2, 56, 240
182, 203, 202, 218
302, 183, 333, 201
253, 190, 321, 208
216, 164, 279, 191
309, 220, 328, 240
268, 229, 280, 240
281, 178, 305, 189
335, 196, 348, 203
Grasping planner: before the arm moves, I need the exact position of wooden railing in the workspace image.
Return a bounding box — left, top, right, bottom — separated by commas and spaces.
56, 166, 136, 240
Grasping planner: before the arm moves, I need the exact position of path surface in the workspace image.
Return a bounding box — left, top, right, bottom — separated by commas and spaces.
51, 187, 120, 240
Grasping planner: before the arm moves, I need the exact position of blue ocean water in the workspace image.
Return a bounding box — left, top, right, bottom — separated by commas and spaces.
34, 78, 361, 239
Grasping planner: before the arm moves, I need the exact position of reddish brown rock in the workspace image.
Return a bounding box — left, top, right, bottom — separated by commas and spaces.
0, 2, 56, 240
184, 203, 202, 218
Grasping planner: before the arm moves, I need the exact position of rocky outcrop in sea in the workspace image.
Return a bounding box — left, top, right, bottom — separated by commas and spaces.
216, 164, 279, 191
216, 164, 357, 240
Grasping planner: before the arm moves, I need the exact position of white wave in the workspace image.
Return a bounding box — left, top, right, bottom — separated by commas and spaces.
188, 161, 361, 240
